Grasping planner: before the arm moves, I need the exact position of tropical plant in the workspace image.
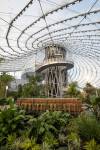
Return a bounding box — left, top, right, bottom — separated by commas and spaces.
21, 75, 42, 98
18, 84, 22, 94
90, 96, 100, 120
0, 73, 14, 98
42, 132, 58, 149
0, 105, 33, 146
83, 95, 100, 120
0, 110, 70, 149
18, 137, 41, 150
84, 139, 100, 150
67, 132, 80, 150
5, 135, 41, 150
30, 111, 70, 145
1, 91, 100, 150
83, 83, 96, 103
68, 114, 100, 143
97, 88, 100, 97
5, 134, 16, 150
0, 98, 8, 105
65, 82, 80, 98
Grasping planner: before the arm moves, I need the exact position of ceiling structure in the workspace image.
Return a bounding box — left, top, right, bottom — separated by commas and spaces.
0, 0, 100, 87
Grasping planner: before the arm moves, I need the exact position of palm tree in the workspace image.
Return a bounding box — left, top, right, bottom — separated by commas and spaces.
0, 72, 14, 98
83, 83, 96, 103
90, 96, 100, 120
65, 82, 80, 98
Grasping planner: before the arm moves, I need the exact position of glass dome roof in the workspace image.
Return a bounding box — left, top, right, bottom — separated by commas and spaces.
0, 0, 100, 87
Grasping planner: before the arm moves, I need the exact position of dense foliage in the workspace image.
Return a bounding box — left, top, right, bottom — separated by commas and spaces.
0, 73, 100, 149
0, 73, 14, 98
0, 101, 100, 150
0, 104, 71, 150
7, 75, 45, 99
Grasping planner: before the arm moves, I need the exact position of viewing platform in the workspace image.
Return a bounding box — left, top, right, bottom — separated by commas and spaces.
36, 59, 74, 73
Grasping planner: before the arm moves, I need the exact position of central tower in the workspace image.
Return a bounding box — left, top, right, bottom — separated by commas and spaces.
36, 45, 74, 97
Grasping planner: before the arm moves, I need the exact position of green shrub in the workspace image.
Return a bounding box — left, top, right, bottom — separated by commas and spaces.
68, 114, 100, 142
84, 139, 100, 150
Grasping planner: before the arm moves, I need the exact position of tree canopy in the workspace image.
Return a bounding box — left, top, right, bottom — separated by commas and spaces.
0, 72, 14, 98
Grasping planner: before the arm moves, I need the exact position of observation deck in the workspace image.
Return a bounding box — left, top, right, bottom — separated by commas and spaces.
36, 59, 74, 73
35, 45, 74, 97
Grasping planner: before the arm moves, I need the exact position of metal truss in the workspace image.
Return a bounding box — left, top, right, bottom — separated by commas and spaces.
0, 0, 100, 88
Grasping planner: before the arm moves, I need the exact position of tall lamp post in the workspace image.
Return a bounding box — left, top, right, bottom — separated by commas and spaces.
5, 85, 8, 98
